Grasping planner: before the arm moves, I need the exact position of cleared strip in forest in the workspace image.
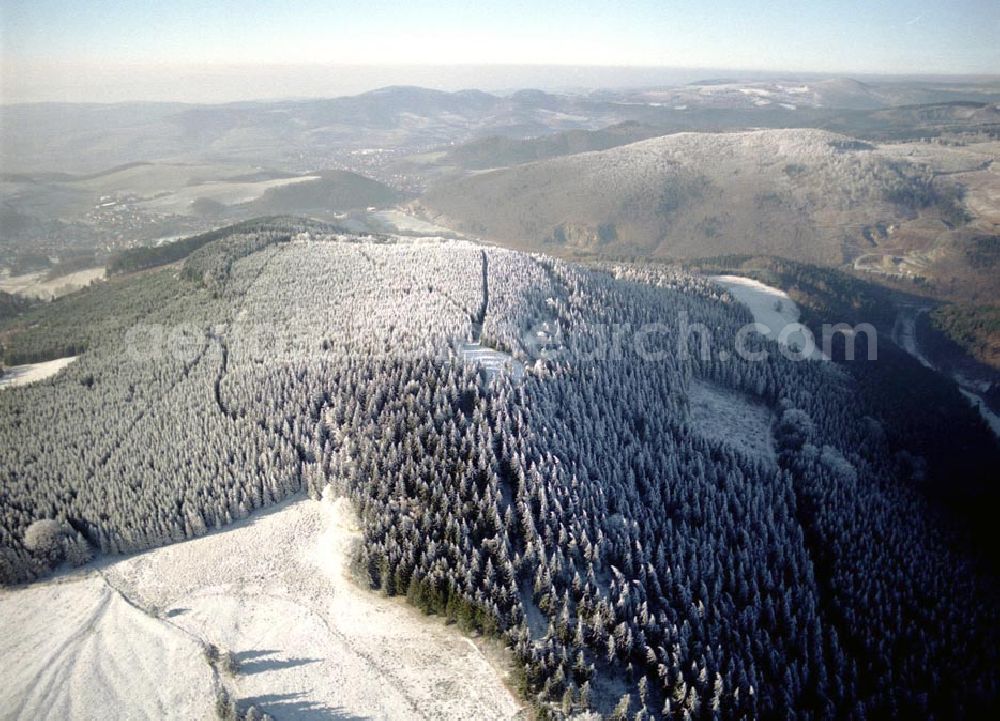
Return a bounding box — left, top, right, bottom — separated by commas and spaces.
477, 250, 489, 335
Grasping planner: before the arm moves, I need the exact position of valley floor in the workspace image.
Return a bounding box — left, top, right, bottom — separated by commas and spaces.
0, 491, 523, 721
891, 305, 1000, 438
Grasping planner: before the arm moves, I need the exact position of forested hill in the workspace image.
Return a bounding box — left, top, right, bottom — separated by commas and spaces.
678, 254, 1000, 550
1, 226, 997, 718
104, 216, 352, 277
419, 128, 965, 264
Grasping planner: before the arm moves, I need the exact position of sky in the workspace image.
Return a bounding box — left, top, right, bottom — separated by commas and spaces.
1, 0, 998, 103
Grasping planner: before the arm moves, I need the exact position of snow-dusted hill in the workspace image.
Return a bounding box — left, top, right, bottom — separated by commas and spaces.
3, 225, 998, 718
420, 128, 959, 264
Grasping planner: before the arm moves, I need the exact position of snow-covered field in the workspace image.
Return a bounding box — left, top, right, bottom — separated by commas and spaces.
711, 275, 826, 360
372, 209, 460, 236
688, 378, 775, 463
0, 356, 78, 390
0, 268, 104, 299
139, 176, 320, 214
0, 576, 217, 720
0, 491, 522, 721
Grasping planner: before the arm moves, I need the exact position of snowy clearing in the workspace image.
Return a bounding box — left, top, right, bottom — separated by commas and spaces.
0, 356, 79, 390
0, 268, 104, 300
460, 341, 525, 382
372, 208, 460, 235
0, 491, 522, 721
688, 378, 776, 463
711, 274, 826, 360
139, 176, 320, 214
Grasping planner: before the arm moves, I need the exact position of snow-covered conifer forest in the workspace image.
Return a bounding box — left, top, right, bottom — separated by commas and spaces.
1, 221, 997, 719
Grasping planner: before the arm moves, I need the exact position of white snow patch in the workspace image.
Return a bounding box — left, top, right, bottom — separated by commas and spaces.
0, 493, 522, 721
0, 356, 78, 389
711, 275, 825, 360
688, 378, 776, 462
0, 268, 104, 300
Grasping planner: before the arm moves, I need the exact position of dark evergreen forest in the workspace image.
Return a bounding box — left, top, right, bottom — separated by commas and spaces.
1, 222, 996, 719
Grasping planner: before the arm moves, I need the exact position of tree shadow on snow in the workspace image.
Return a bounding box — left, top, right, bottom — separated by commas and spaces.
234, 648, 322, 674
241, 692, 369, 721
234, 648, 282, 662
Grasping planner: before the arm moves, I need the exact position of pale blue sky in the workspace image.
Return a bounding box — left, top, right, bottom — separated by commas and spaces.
1, 0, 997, 101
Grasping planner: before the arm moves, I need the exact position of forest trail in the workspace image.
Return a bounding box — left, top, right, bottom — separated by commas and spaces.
475, 249, 489, 340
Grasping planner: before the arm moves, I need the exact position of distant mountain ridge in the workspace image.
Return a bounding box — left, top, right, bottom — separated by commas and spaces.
5, 80, 1000, 174
0, 86, 620, 174
441, 122, 666, 170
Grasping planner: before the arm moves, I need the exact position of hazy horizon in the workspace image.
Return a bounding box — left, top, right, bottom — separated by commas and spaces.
2, 63, 999, 106
2, 0, 998, 104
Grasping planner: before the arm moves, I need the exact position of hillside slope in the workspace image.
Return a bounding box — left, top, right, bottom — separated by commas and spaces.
420, 128, 961, 264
